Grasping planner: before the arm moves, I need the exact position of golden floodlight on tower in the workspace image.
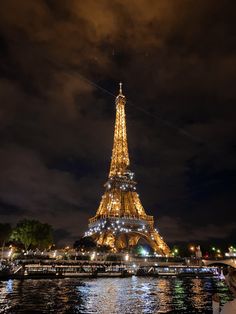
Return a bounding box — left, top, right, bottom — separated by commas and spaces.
85, 83, 170, 256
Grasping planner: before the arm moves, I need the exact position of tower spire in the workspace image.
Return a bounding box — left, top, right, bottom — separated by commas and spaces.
109, 83, 130, 177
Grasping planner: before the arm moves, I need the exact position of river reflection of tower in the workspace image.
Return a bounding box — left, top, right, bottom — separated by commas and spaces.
157, 279, 173, 312
80, 279, 122, 313
191, 278, 206, 311
129, 276, 159, 312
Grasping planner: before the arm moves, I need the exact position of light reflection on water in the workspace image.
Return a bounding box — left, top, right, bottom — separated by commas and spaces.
0, 277, 232, 313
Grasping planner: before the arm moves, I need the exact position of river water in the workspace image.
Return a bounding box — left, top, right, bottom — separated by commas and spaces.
0, 277, 232, 313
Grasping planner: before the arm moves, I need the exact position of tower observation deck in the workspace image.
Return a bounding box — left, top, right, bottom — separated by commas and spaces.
86, 84, 170, 255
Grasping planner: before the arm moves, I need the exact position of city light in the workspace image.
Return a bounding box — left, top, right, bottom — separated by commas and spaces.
124, 254, 129, 261
90, 252, 96, 261
8, 247, 13, 258
140, 248, 149, 257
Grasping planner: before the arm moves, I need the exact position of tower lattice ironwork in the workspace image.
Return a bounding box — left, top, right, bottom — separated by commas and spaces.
86, 84, 170, 255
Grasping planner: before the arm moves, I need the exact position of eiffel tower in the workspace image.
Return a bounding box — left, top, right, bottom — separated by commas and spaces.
86, 84, 170, 255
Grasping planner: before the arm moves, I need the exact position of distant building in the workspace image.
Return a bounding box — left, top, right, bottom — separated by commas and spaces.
225, 246, 236, 257
195, 245, 202, 259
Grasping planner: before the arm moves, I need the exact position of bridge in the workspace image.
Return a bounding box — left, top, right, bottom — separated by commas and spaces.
202, 258, 236, 268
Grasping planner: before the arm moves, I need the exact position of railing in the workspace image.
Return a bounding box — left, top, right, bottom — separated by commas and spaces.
13, 265, 23, 274
89, 214, 153, 225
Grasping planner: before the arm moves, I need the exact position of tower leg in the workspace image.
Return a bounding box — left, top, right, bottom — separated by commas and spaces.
115, 234, 128, 250
128, 234, 140, 247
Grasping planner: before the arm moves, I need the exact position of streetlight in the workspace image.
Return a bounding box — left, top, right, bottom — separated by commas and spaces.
172, 248, 179, 257
8, 246, 13, 259
90, 252, 96, 261
190, 246, 195, 252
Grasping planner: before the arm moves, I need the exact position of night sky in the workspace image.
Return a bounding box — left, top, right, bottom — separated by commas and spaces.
0, 0, 235, 246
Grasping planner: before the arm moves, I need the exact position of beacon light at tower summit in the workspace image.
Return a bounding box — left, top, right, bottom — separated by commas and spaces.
85, 83, 170, 255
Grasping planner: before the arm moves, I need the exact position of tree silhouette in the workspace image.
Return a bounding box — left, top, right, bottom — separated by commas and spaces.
11, 219, 53, 250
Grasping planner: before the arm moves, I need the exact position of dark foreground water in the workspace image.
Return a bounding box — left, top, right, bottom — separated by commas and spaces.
0, 277, 232, 313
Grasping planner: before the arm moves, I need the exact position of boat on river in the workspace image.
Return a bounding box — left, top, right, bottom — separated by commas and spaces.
0, 261, 218, 279
136, 266, 218, 278
0, 263, 132, 279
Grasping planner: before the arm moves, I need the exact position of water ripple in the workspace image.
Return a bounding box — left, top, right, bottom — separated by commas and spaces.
0, 277, 232, 313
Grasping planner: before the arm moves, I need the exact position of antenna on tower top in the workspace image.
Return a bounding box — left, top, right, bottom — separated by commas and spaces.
119, 82, 123, 95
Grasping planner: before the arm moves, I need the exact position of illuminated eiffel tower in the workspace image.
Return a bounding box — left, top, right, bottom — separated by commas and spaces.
86, 84, 170, 255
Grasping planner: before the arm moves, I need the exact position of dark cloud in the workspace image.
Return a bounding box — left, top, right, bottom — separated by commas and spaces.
0, 0, 235, 245
0, 199, 26, 216
158, 216, 236, 242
